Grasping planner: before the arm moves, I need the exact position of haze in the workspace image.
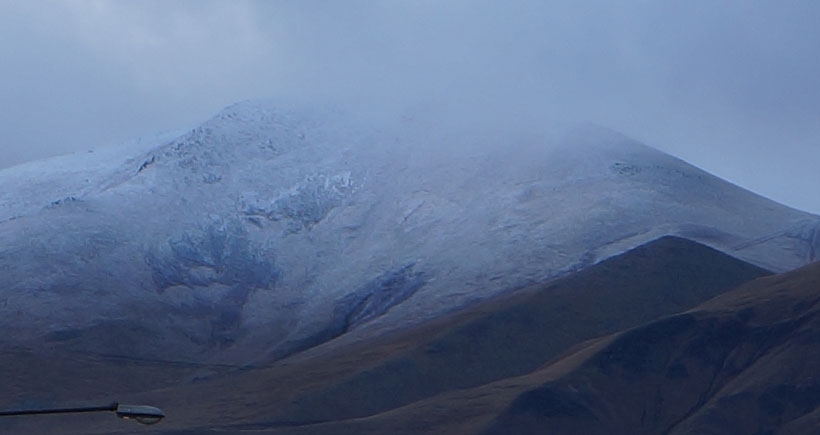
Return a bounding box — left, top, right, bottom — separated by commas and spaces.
0, 1, 818, 213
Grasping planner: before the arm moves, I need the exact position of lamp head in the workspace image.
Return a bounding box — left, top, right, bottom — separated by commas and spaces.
115, 404, 165, 425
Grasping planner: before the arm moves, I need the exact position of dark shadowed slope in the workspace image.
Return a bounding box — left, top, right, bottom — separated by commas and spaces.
479, 261, 820, 435
19, 235, 772, 434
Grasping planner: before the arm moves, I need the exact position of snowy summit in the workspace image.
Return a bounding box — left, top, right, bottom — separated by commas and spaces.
0, 100, 817, 364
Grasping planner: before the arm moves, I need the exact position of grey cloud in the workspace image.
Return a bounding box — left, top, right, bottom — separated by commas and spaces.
0, 0, 818, 213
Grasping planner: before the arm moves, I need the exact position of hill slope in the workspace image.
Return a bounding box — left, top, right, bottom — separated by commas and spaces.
6, 235, 770, 434
480, 260, 820, 434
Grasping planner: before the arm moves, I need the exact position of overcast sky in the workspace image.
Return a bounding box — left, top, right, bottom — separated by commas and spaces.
1, 0, 818, 213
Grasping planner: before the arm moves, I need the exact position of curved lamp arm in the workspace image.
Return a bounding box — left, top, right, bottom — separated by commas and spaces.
0, 402, 164, 425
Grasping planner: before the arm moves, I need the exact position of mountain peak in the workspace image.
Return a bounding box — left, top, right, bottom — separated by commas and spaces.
0, 100, 818, 365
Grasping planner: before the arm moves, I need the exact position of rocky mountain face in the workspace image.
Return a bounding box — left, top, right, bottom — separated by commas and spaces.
0, 100, 818, 365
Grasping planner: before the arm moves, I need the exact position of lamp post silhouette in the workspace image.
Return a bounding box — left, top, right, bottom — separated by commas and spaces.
0, 402, 164, 425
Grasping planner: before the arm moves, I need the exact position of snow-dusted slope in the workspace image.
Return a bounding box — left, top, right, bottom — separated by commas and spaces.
1, 100, 817, 363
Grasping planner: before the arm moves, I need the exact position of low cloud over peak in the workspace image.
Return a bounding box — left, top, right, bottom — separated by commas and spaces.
1, 1, 818, 213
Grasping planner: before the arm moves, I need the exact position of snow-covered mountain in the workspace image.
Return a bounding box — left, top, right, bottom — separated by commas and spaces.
1, 100, 817, 363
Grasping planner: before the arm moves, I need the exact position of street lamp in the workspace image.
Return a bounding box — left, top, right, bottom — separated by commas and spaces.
0, 402, 164, 425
